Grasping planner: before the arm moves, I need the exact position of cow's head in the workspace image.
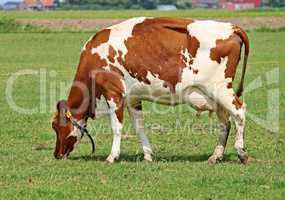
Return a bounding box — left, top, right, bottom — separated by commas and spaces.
51, 100, 82, 159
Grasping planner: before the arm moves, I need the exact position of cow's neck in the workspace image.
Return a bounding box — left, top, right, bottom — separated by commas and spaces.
67, 76, 90, 121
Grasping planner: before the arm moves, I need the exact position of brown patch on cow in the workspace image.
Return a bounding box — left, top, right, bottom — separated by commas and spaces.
117, 50, 124, 66
224, 36, 242, 80
52, 100, 79, 159
232, 95, 243, 110
88, 29, 110, 50
121, 18, 196, 92
210, 47, 221, 64
95, 71, 124, 94
210, 34, 242, 80
193, 69, 199, 74
94, 70, 125, 117
87, 53, 108, 71
188, 36, 200, 60
179, 36, 200, 74
227, 82, 233, 89
108, 45, 117, 63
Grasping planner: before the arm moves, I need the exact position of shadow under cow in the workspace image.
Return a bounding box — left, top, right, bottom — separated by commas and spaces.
69, 153, 237, 163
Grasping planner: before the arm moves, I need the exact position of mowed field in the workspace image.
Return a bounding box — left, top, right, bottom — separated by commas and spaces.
0, 11, 285, 199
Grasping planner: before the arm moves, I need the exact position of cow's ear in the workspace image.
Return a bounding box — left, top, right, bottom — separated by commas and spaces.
56, 100, 69, 125
56, 100, 70, 118
56, 100, 68, 112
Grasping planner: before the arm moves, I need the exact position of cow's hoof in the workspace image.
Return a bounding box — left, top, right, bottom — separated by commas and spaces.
144, 154, 153, 162
207, 156, 217, 165
105, 155, 118, 164
238, 152, 249, 164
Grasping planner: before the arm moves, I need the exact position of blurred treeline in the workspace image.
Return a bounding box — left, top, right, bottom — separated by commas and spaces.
62, 0, 191, 10
269, 0, 285, 7
61, 0, 285, 10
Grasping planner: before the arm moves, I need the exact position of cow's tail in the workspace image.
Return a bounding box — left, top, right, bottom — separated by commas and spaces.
234, 26, 249, 97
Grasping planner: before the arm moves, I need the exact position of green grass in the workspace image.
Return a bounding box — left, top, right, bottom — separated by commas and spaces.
0, 31, 284, 199
0, 9, 285, 20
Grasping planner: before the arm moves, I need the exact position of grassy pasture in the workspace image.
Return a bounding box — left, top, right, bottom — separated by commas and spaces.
0, 9, 285, 19
0, 22, 285, 199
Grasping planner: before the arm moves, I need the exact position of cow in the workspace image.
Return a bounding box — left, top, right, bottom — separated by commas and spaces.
52, 17, 249, 164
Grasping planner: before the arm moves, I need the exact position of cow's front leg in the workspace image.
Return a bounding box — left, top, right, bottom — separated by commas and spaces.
127, 100, 153, 162
106, 97, 124, 163
208, 107, 231, 164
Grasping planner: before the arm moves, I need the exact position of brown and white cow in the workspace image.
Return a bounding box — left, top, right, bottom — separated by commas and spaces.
52, 17, 249, 164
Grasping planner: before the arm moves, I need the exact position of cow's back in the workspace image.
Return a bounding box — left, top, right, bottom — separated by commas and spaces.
81, 17, 243, 106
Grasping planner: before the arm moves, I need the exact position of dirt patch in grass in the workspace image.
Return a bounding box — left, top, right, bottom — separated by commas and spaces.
18, 19, 122, 32
18, 16, 285, 31
216, 16, 285, 29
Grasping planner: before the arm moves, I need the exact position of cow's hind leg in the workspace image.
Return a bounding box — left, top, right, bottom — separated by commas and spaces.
127, 100, 153, 162
212, 87, 248, 164
233, 102, 248, 164
208, 106, 231, 164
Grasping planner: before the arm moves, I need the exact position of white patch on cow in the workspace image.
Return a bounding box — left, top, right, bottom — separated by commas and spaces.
106, 98, 123, 162
187, 21, 233, 85
128, 70, 216, 108
186, 88, 217, 112
127, 106, 153, 161
91, 42, 110, 60
175, 67, 195, 92
234, 104, 246, 150
129, 71, 179, 105
187, 20, 233, 48
121, 79, 127, 96
120, 68, 170, 104
176, 21, 234, 98
91, 17, 147, 61
90, 17, 148, 78
107, 17, 147, 58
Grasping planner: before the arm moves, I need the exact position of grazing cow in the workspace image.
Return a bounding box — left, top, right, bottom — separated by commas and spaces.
52, 17, 249, 164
